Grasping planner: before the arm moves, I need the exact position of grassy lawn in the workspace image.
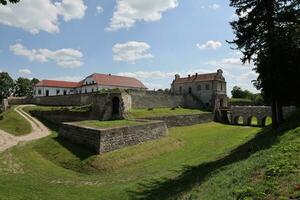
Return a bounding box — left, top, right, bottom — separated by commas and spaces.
179, 114, 300, 200
128, 107, 208, 119
0, 107, 31, 136
0, 122, 260, 200
75, 120, 146, 129
23, 105, 91, 113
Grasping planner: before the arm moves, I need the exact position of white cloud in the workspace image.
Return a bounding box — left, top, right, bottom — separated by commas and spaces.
209, 4, 220, 10
0, 0, 87, 34
197, 40, 222, 50
106, 0, 178, 31
10, 43, 84, 68
144, 82, 164, 90
49, 76, 83, 82
113, 41, 153, 63
117, 71, 175, 80
96, 5, 104, 14
18, 68, 32, 75
204, 57, 253, 70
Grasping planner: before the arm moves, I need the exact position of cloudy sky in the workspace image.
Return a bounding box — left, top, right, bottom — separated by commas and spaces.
0, 0, 258, 92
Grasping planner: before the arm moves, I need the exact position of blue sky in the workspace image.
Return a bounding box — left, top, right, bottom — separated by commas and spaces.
0, 0, 258, 92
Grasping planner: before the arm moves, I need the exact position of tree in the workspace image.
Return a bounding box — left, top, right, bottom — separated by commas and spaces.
0, 0, 20, 5
229, 0, 300, 128
231, 86, 253, 99
0, 72, 14, 100
15, 77, 32, 97
15, 77, 39, 97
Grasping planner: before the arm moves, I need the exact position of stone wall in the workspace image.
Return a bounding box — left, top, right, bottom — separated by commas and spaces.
1, 99, 9, 112
30, 110, 92, 124
231, 106, 297, 126
59, 120, 168, 154
138, 113, 213, 127
33, 94, 93, 106
129, 91, 185, 109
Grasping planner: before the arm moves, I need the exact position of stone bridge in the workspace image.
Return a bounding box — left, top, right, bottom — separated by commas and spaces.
230, 106, 296, 126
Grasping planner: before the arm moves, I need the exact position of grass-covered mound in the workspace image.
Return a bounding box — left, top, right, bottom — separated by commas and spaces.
153, 114, 300, 200
0, 107, 31, 136
0, 122, 259, 200
75, 120, 146, 129
128, 108, 208, 119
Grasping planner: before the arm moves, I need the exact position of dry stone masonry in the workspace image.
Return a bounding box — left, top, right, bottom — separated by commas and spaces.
59, 120, 168, 154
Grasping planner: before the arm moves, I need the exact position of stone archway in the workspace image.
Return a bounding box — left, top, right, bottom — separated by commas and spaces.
234, 116, 244, 125
112, 97, 120, 115
262, 116, 272, 126
247, 116, 258, 126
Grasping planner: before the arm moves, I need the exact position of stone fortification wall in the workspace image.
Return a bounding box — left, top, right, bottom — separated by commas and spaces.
30, 110, 92, 124
129, 91, 185, 109
138, 113, 213, 127
59, 120, 168, 154
33, 94, 93, 106
1, 99, 9, 112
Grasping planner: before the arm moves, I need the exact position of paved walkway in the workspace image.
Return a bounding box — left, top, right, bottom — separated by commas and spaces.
0, 105, 50, 152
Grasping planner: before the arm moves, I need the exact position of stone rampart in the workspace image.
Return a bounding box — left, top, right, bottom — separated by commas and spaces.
139, 113, 213, 127
30, 110, 92, 124
59, 120, 168, 154
129, 91, 185, 109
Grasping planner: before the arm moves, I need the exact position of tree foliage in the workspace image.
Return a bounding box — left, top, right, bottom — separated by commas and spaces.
0, 0, 20, 5
0, 72, 14, 100
15, 77, 39, 97
229, 0, 300, 127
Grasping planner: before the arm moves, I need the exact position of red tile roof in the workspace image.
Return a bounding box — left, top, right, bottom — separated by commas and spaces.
173, 72, 224, 84
90, 73, 147, 89
35, 80, 78, 88
35, 73, 147, 89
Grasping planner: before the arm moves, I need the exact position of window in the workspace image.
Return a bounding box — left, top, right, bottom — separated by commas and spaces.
56, 89, 60, 95
92, 88, 94, 93
38, 89, 41, 95
188, 87, 192, 94
85, 89, 87, 93
63, 90, 67, 95
205, 84, 210, 90
221, 83, 223, 91
197, 85, 202, 91
179, 86, 182, 94
46, 90, 49, 96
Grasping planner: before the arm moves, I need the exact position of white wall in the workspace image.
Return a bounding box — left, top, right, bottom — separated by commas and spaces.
34, 87, 75, 97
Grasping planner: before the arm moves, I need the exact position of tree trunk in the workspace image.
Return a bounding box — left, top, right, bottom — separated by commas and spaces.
272, 99, 278, 128
277, 101, 284, 123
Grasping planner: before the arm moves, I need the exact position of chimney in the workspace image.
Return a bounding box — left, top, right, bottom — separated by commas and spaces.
188, 74, 191, 78
108, 73, 111, 76
175, 74, 180, 79
195, 73, 198, 77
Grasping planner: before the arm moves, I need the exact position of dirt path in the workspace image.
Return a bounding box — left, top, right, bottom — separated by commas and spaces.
0, 105, 51, 152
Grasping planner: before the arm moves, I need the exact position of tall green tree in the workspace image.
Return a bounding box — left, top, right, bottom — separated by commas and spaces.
15, 77, 31, 97
229, 0, 300, 128
0, 0, 20, 5
0, 72, 14, 100
15, 77, 39, 97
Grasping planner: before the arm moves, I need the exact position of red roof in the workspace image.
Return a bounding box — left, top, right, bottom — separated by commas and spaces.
173, 72, 224, 84
35, 73, 147, 89
35, 80, 78, 88
90, 73, 147, 89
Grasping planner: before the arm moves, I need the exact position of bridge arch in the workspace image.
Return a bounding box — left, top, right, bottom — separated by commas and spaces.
247, 116, 259, 126
234, 116, 244, 125
261, 116, 272, 126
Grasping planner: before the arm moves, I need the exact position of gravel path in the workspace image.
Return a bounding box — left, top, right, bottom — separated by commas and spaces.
0, 105, 50, 152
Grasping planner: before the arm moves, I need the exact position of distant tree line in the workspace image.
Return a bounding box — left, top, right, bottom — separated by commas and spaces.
231, 86, 264, 105
0, 72, 39, 101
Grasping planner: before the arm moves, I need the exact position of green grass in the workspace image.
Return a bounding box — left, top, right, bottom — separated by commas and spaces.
0, 122, 260, 200
23, 105, 91, 113
0, 107, 31, 136
75, 120, 146, 129
128, 108, 208, 119
176, 115, 300, 200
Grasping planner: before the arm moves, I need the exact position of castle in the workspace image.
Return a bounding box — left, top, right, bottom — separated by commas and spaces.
171, 69, 228, 109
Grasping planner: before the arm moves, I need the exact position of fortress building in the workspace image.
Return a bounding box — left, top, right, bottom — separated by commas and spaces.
34, 73, 147, 97
171, 69, 228, 109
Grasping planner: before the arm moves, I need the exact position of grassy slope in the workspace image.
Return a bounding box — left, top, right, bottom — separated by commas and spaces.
0, 107, 31, 136
76, 120, 146, 129
0, 122, 259, 200
178, 116, 300, 200
128, 108, 208, 119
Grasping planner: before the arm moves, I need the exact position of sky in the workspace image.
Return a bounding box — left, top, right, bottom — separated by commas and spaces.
0, 0, 258, 93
